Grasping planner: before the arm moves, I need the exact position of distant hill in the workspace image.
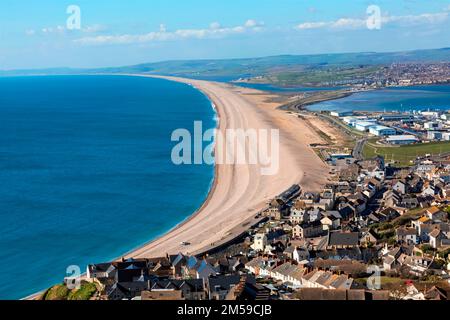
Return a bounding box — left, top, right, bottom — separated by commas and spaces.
2, 47, 450, 80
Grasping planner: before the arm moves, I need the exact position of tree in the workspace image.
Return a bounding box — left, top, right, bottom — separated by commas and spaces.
420, 244, 435, 254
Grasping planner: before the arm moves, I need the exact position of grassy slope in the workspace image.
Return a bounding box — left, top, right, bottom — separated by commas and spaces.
2, 48, 449, 80
42, 281, 97, 300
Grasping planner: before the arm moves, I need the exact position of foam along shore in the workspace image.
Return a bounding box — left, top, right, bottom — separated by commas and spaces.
122, 75, 330, 258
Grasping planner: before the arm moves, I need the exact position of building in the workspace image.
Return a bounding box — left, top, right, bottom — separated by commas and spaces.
424, 121, 442, 130
250, 233, 267, 252
426, 207, 447, 221
396, 227, 418, 244
421, 111, 440, 118
369, 125, 396, 136
355, 121, 377, 132
442, 132, 450, 141
386, 135, 419, 145
329, 153, 353, 161
429, 229, 446, 249
293, 221, 323, 239
343, 117, 358, 127
427, 131, 443, 140
206, 275, 247, 300
380, 114, 414, 122
320, 212, 341, 230
330, 111, 353, 117
327, 232, 359, 249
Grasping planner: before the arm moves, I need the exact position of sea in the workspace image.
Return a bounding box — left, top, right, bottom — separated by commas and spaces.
307, 84, 450, 112
1, 76, 449, 300
0, 75, 216, 299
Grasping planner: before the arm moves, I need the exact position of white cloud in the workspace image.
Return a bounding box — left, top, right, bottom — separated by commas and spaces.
332, 18, 366, 28
296, 21, 329, 30
81, 24, 107, 33
35, 24, 106, 35
25, 29, 36, 36
384, 12, 448, 25
74, 20, 264, 45
295, 11, 449, 30
210, 22, 221, 30
42, 25, 66, 34
296, 18, 365, 30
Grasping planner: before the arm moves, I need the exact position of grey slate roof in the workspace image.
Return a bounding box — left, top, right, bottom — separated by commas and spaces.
328, 232, 359, 246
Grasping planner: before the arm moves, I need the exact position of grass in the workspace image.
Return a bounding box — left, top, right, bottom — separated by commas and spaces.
272, 65, 382, 86
43, 284, 70, 300
379, 276, 406, 286
67, 282, 98, 300
363, 141, 450, 166
43, 281, 98, 300
354, 276, 405, 288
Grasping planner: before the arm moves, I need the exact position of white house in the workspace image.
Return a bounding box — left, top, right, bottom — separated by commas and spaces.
320, 215, 340, 230
429, 229, 445, 249
293, 247, 310, 263
250, 233, 267, 252
396, 227, 418, 244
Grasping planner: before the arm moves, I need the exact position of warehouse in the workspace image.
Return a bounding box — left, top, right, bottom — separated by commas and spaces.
369, 125, 396, 136
330, 111, 353, 117
343, 117, 358, 126
386, 135, 419, 145
355, 121, 377, 132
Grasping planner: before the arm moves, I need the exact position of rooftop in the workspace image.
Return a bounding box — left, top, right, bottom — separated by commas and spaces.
386, 135, 419, 141
328, 232, 359, 246
370, 125, 394, 131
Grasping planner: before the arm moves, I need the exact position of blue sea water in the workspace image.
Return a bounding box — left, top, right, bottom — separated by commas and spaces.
0, 75, 216, 299
308, 84, 450, 112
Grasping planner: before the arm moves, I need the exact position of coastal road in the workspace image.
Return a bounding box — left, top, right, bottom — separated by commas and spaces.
353, 138, 367, 160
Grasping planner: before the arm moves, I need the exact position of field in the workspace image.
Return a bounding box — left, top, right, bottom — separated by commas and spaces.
363, 140, 450, 166
265, 65, 382, 87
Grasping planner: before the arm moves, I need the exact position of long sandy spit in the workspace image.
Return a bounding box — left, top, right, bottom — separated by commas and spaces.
119, 75, 330, 258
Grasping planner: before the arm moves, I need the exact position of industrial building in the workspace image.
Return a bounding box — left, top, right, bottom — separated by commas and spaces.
427, 131, 443, 140
343, 117, 358, 126
379, 114, 415, 122
330, 111, 353, 117
386, 135, 419, 145
355, 121, 377, 132
369, 125, 396, 136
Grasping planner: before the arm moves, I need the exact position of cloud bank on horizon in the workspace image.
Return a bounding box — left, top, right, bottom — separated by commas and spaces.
1, 0, 449, 69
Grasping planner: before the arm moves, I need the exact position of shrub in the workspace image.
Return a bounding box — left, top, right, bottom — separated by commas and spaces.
44, 284, 69, 300
420, 244, 435, 254
67, 282, 97, 300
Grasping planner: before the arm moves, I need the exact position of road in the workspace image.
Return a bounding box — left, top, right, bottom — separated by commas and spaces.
313, 113, 368, 160
353, 138, 367, 160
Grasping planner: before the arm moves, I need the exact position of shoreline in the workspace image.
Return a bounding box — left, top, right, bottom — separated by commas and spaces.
119, 74, 330, 259
25, 74, 331, 299
116, 75, 223, 260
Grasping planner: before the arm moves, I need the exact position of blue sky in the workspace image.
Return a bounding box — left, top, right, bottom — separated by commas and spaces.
0, 0, 449, 69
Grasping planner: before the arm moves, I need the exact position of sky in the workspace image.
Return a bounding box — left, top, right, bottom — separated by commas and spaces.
0, 0, 449, 69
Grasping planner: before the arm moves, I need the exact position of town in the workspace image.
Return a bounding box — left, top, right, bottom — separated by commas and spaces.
44, 148, 450, 300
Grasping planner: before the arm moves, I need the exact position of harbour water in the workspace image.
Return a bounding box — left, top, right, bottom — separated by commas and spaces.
307, 85, 450, 112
